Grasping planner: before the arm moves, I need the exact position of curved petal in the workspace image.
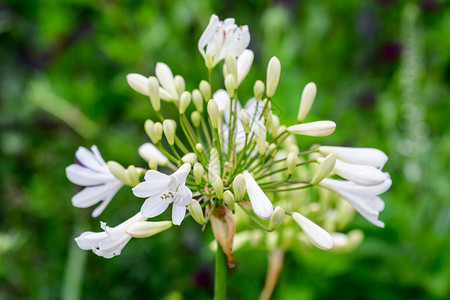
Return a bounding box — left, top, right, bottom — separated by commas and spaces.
75, 146, 106, 173
242, 171, 273, 219
140, 196, 170, 218
71, 182, 121, 208
171, 204, 186, 225
171, 163, 191, 185
66, 164, 113, 186
155, 62, 178, 99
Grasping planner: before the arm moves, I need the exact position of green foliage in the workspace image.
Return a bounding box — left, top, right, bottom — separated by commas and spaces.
1, 0, 449, 299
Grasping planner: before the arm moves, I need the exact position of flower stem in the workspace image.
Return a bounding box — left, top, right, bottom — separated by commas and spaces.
214, 242, 227, 300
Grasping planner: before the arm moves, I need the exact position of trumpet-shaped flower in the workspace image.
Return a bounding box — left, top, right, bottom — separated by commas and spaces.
320, 177, 391, 227
66, 146, 123, 217
319, 146, 388, 169
75, 213, 146, 258
242, 171, 273, 220
198, 15, 250, 68
133, 163, 192, 225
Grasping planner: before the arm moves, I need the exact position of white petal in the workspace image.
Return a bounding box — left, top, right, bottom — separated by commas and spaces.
242, 171, 273, 219
237, 49, 254, 85
319, 146, 388, 169
71, 182, 121, 208
138, 143, 169, 165
171, 163, 191, 185
324, 158, 387, 186
213, 89, 230, 113
198, 14, 219, 53
75, 231, 107, 250
140, 196, 170, 218
287, 121, 336, 137
66, 164, 113, 186
320, 178, 392, 198
126, 73, 149, 96
90, 145, 107, 167
155, 62, 178, 99
171, 204, 186, 225
75, 146, 106, 173
292, 212, 334, 250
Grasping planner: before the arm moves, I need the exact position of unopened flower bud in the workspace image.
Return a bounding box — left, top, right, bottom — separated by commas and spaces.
269, 206, 285, 231
126, 165, 140, 187
193, 163, 204, 185
192, 89, 204, 112
207, 100, 220, 129
225, 74, 236, 98
253, 80, 264, 101
292, 212, 334, 250
286, 152, 298, 175
107, 161, 128, 184
189, 199, 205, 225
182, 152, 197, 164
144, 120, 155, 142
126, 73, 149, 96
148, 159, 158, 170
195, 143, 203, 153
148, 76, 160, 112
271, 114, 280, 133
163, 119, 176, 145
179, 91, 191, 114
255, 120, 267, 155
225, 53, 238, 84
297, 82, 317, 122
287, 121, 336, 137
266, 56, 281, 98
240, 109, 251, 133
223, 190, 235, 211
199, 80, 211, 102
311, 153, 336, 185
191, 111, 201, 127
174, 75, 185, 98
153, 122, 163, 142
212, 175, 224, 199
126, 221, 172, 238
233, 174, 246, 201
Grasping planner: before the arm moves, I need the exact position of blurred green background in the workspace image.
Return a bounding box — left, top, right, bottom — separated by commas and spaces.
1, 0, 449, 299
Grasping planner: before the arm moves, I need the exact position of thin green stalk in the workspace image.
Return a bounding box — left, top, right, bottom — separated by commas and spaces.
214, 243, 227, 300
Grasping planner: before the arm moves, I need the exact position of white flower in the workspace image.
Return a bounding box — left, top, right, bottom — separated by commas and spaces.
198, 15, 250, 68
320, 177, 391, 227
75, 213, 146, 258
133, 163, 192, 225
236, 49, 254, 85
318, 146, 388, 169
287, 121, 336, 137
138, 143, 169, 166
317, 157, 387, 186
66, 146, 123, 217
292, 212, 334, 250
242, 171, 273, 220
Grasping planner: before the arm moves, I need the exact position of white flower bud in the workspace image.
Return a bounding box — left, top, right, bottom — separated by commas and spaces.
148, 159, 158, 170
148, 76, 161, 112
107, 161, 128, 185
182, 152, 197, 164
139, 143, 169, 166
269, 206, 285, 231
237, 49, 254, 85
126, 73, 149, 96
266, 56, 281, 98
292, 212, 334, 250
153, 122, 163, 142
253, 80, 265, 101
195, 143, 203, 153
155, 62, 178, 100
255, 120, 267, 155
174, 75, 185, 97
192, 89, 204, 112
233, 174, 246, 201
199, 80, 211, 102
191, 111, 201, 128
126, 165, 140, 187
286, 152, 298, 175
271, 114, 280, 134
240, 109, 251, 134
126, 221, 172, 238
207, 100, 220, 129
223, 190, 235, 211
225, 53, 238, 85
297, 82, 317, 122
212, 175, 224, 199
179, 91, 191, 114
311, 153, 336, 185
225, 74, 236, 98
193, 163, 204, 185
163, 119, 176, 145
144, 120, 155, 142
287, 121, 336, 137
189, 199, 205, 225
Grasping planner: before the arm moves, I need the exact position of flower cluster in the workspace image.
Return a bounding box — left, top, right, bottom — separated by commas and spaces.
67, 14, 391, 260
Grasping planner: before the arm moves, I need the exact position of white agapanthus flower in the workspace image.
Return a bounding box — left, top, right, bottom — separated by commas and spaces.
66, 146, 123, 217
75, 213, 146, 258
198, 14, 250, 68
133, 163, 192, 225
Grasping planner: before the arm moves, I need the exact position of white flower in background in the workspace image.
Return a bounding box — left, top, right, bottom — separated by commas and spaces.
320, 177, 391, 227
66, 146, 123, 217
292, 212, 334, 250
318, 146, 388, 169
138, 143, 169, 166
198, 14, 250, 68
242, 171, 273, 220
133, 163, 192, 225
75, 213, 146, 258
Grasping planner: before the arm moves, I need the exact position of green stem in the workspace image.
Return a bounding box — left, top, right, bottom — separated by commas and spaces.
214, 243, 227, 300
